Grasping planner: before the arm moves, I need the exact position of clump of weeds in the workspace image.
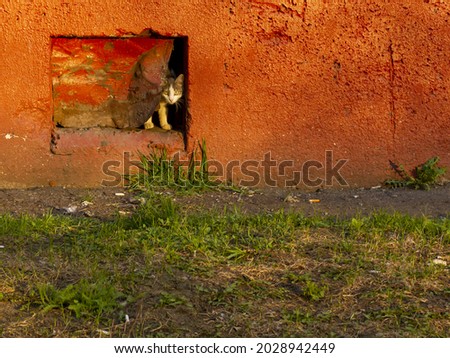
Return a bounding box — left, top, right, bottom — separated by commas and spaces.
385, 156, 447, 190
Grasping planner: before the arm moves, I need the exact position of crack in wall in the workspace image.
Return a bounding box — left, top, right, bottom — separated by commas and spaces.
388, 39, 397, 157
302, 0, 307, 22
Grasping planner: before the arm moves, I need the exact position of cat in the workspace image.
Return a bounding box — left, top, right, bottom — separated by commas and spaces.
110, 59, 184, 130
144, 72, 184, 130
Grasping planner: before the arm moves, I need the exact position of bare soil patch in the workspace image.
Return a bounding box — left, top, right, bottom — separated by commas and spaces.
0, 184, 448, 219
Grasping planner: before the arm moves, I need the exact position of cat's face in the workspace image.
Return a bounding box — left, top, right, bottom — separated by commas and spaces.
162, 74, 184, 105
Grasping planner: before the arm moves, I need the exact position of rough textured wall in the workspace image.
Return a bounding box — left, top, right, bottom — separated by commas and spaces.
218, 0, 450, 186
0, 0, 448, 188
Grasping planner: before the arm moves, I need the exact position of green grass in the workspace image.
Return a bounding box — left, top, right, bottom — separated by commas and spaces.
35, 278, 124, 323
0, 197, 448, 337
126, 140, 220, 192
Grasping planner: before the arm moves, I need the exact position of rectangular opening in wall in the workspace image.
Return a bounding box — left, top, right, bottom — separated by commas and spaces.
50, 34, 188, 154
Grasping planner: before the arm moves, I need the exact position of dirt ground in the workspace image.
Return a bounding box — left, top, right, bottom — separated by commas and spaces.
0, 184, 448, 219
0, 184, 449, 338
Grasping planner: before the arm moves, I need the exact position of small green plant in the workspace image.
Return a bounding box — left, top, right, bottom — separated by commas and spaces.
35, 278, 124, 323
126, 140, 219, 192
284, 273, 328, 301
283, 309, 314, 324
157, 292, 190, 308
303, 280, 328, 301
126, 195, 179, 228
385, 156, 447, 190
209, 281, 244, 306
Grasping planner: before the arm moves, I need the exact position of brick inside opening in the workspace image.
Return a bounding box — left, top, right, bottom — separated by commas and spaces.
51, 36, 187, 132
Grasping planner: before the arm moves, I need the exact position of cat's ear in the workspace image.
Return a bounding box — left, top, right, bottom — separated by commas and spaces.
175, 74, 184, 86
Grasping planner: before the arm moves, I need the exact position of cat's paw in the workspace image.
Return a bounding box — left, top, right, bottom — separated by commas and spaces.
144, 121, 154, 129
161, 123, 172, 131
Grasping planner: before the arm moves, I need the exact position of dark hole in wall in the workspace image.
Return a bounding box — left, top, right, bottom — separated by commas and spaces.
51, 34, 188, 138
154, 36, 188, 133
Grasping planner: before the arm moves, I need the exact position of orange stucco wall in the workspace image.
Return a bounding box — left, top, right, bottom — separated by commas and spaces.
0, 1, 449, 188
